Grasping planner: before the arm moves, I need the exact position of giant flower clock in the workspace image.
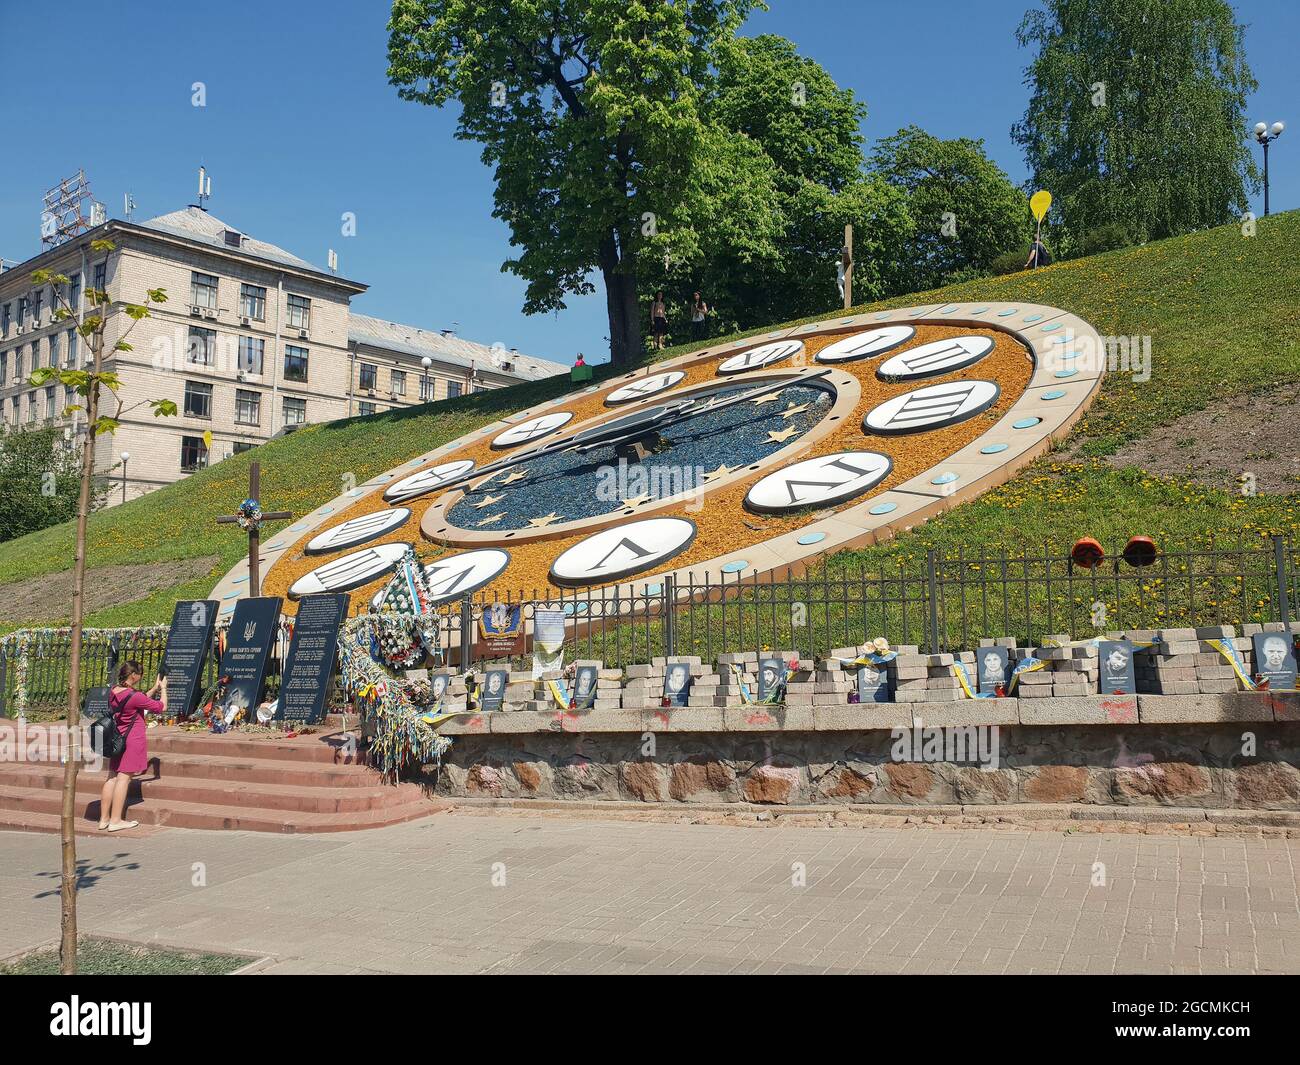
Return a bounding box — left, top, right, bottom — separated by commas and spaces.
211, 301, 1103, 620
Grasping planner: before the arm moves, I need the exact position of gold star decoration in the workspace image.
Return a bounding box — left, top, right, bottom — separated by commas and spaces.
499, 469, 528, 485
527, 511, 563, 528
472, 493, 503, 509
477, 513, 507, 526
620, 494, 652, 509
701, 463, 739, 483
766, 426, 800, 444
779, 402, 810, 419
750, 391, 782, 406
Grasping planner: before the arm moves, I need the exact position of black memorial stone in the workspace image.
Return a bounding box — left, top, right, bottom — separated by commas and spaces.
276, 593, 349, 724
162, 600, 218, 720
1252, 632, 1298, 691
856, 663, 892, 703
1099, 640, 1137, 695
216, 597, 283, 718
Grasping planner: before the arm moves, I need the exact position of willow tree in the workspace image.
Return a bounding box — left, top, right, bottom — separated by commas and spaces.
386, 0, 772, 366
1013, 0, 1258, 250
29, 242, 174, 974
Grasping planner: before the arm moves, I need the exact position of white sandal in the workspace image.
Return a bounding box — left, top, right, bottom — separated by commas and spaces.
106, 820, 139, 832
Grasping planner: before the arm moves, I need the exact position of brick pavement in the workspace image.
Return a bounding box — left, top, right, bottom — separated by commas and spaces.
1, 814, 1297, 974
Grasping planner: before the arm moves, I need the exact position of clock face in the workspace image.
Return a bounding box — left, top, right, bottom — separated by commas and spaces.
220, 301, 1104, 619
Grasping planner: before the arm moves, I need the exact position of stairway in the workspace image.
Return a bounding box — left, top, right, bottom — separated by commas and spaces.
0, 720, 448, 835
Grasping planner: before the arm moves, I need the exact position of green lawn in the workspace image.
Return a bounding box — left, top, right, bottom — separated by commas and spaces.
1, 211, 1297, 630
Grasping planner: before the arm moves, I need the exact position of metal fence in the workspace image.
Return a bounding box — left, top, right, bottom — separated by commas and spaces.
3, 536, 1294, 708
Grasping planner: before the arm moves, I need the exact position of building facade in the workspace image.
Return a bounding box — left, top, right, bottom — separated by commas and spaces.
0, 207, 563, 503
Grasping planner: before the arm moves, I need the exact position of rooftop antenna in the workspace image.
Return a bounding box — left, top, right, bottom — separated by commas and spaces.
196, 166, 211, 211
40, 169, 95, 249
124, 192, 137, 221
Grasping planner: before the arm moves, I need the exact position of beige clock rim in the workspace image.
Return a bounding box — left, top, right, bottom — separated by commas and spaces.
419, 366, 862, 546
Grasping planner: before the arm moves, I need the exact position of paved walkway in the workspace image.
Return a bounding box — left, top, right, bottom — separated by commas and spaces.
2, 814, 1298, 974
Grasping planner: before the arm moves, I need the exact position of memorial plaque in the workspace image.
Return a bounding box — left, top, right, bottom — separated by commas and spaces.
478, 602, 524, 658
757, 658, 786, 702
480, 669, 509, 711
275, 593, 349, 724
82, 685, 111, 722
1253, 633, 1298, 690
856, 663, 892, 703
430, 672, 452, 704
161, 600, 218, 720
573, 665, 598, 710
216, 596, 283, 718
663, 662, 693, 707
1099, 640, 1137, 695
977, 647, 1010, 695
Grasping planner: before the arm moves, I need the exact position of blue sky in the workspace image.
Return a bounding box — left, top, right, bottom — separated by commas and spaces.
0, 1, 1293, 364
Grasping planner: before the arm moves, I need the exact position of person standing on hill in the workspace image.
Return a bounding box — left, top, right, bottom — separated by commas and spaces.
690, 292, 710, 341
651, 291, 669, 351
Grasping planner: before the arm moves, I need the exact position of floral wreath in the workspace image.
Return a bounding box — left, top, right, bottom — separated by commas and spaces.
235, 497, 263, 532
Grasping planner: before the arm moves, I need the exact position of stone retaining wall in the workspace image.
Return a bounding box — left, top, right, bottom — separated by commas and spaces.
425, 693, 1300, 811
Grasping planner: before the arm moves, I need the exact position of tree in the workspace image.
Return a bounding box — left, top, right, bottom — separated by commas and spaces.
871, 126, 1028, 293
671, 34, 911, 331
0, 426, 105, 544
1012, 0, 1258, 250
387, 0, 767, 367
28, 242, 175, 974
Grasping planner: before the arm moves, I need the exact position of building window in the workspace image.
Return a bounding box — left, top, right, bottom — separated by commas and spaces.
184, 380, 213, 418
32, 289, 43, 323
187, 326, 216, 366
286, 294, 311, 330
48, 333, 59, 366
9, 396, 18, 423
63, 384, 74, 413
282, 396, 306, 428
447, 381, 462, 398
232, 441, 257, 455
191, 272, 218, 310
390, 369, 406, 396
181, 435, 209, 472
419, 375, 435, 402
283, 345, 309, 383
66, 329, 78, 364
239, 283, 266, 321
14, 347, 23, 381
45, 386, 56, 420
237, 336, 264, 375
68, 273, 81, 311
27, 392, 37, 422
357, 401, 376, 417
0, 352, 6, 382
235, 389, 261, 425
17, 297, 28, 326
93, 261, 106, 294
1, 303, 9, 334
359, 363, 378, 390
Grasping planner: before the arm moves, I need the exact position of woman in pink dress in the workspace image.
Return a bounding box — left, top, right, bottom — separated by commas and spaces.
99, 660, 166, 832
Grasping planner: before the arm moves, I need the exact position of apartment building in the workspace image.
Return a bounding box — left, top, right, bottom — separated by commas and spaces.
0, 206, 564, 503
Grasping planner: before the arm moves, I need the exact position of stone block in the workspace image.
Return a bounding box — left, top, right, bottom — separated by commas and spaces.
1017, 694, 1138, 725
1136, 694, 1272, 724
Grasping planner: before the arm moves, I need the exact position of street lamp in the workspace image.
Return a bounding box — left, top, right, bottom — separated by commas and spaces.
420, 355, 432, 404
1253, 120, 1285, 216
119, 451, 130, 504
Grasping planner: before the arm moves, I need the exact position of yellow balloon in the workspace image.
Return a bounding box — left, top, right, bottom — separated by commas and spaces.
1030, 190, 1052, 222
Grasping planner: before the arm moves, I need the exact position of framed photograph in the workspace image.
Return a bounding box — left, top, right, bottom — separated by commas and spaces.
757, 657, 785, 702
856, 663, 891, 703
430, 672, 451, 704
1252, 632, 1298, 690
663, 662, 693, 707
573, 665, 598, 709
977, 647, 1010, 694
1098, 641, 1136, 695
480, 669, 509, 711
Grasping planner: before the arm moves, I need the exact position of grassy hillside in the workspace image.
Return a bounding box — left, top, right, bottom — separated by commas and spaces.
2, 210, 1297, 630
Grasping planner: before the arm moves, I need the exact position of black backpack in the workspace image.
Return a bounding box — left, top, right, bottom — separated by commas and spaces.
89, 690, 136, 760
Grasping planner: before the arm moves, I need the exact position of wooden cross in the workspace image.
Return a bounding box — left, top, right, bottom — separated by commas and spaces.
215, 461, 292, 596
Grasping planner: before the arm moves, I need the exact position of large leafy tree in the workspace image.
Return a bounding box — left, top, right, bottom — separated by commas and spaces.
0, 426, 103, 544
1013, 0, 1258, 250
670, 34, 911, 332
872, 126, 1027, 292
387, 0, 769, 366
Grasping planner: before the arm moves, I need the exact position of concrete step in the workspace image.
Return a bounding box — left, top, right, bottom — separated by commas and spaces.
0, 761, 426, 815
0, 781, 447, 834
144, 726, 368, 766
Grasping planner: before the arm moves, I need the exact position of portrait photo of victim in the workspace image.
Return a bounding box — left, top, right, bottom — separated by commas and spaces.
1252, 633, 1298, 690
758, 658, 785, 702
663, 662, 692, 707
573, 665, 598, 709
1099, 641, 1136, 694
481, 669, 508, 711
977, 647, 1010, 694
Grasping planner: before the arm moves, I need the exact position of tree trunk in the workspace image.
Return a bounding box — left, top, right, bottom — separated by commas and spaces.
59, 341, 98, 975
599, 236, 641, 369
